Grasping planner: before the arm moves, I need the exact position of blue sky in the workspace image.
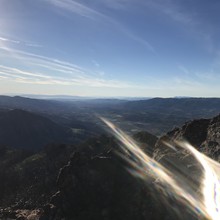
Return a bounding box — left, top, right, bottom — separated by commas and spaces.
0, 0, 220, 97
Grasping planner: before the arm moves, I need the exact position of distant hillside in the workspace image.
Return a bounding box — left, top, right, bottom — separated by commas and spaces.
0, 109, 70, 150
1, 96, 220, 137
123, 98, 220, 118
0, 95, 74, 114
113, 98, 220, 135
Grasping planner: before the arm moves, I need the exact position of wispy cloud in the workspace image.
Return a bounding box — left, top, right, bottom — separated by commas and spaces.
25, 43, 43, 48
0, 46, 136, 88
0, 70, 27, 80
178, 65, 190, 75
0, 37, 20, 44
195, 71, 220, 81
144, 0, 195, 26
0, 75, 8, 79
0, 46, 85, 75
46, 0, 105, 19
92, 60, 100, 68
44, 0, 156, 54
143, 0, 216, 53
90, 0, 194, 26
121, 28, 156, 54
94, 0, 132, 10
0, 65, 51, 79
173, 76, 201, 88
0, 36, 42, 48
99, 0, 216, 54
14, 77, 135, 88
178, 64, 220, 84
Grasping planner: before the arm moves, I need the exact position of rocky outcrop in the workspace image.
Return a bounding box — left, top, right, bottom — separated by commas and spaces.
42, 151, 176, 220
165, 119, 210, 147
0, 144, 74, 211
152, 114, 220, 194
133, 131, 158, 156
40, 132, 197, 220
0, 208, 43, 220
196, 115, 220, 161
154, 114, 220, 161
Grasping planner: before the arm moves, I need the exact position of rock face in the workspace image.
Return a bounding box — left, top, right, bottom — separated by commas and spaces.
133, 131, 158, 156
154, 114, 220, 161
43, 151, 173, 220
200, 115, 220, 160
41, 133, 195, 220
165, 119, 210, 147
0, 144, 74, 211
152, 114, 220, 200
0, 208, 43, 220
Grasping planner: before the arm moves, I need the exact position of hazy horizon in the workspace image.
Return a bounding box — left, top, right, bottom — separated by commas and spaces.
1, 93, 220, 99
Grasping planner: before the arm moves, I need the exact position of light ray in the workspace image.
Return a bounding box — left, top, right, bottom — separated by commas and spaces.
100, 117, 220, 220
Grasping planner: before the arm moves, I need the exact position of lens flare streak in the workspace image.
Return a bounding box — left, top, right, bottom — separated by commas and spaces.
100, 117, 220, 220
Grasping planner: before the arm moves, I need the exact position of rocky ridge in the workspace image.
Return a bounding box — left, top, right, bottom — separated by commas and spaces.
1, 114, 220, 219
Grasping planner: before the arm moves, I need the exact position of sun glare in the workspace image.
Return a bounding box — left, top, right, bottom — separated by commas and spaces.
101, 117, 220, 220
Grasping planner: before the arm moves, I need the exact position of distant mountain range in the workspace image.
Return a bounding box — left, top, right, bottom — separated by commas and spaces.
0, 95, 72, 113
1, 95, 220, 137
4, 94, 152, 101
122, 97, 220, 117
1, 95, 220, 116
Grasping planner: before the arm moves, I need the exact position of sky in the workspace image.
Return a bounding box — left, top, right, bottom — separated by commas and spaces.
0, 0, 220, 97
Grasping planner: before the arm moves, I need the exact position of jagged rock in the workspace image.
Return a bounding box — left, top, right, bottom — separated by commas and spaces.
165, 118, 210, 148
41, 149, 194, 220
133, 131, 158, 156
0, 208, 43, 220
200, 114, 220, 160
152, 114, 220, 198
0, 144, 74, 209
154, 114, 220, 161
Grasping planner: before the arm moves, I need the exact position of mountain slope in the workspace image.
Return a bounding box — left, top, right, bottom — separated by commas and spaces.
0, 108, 220, 219
0, 109, 69, 150
0, 95, 75, 114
